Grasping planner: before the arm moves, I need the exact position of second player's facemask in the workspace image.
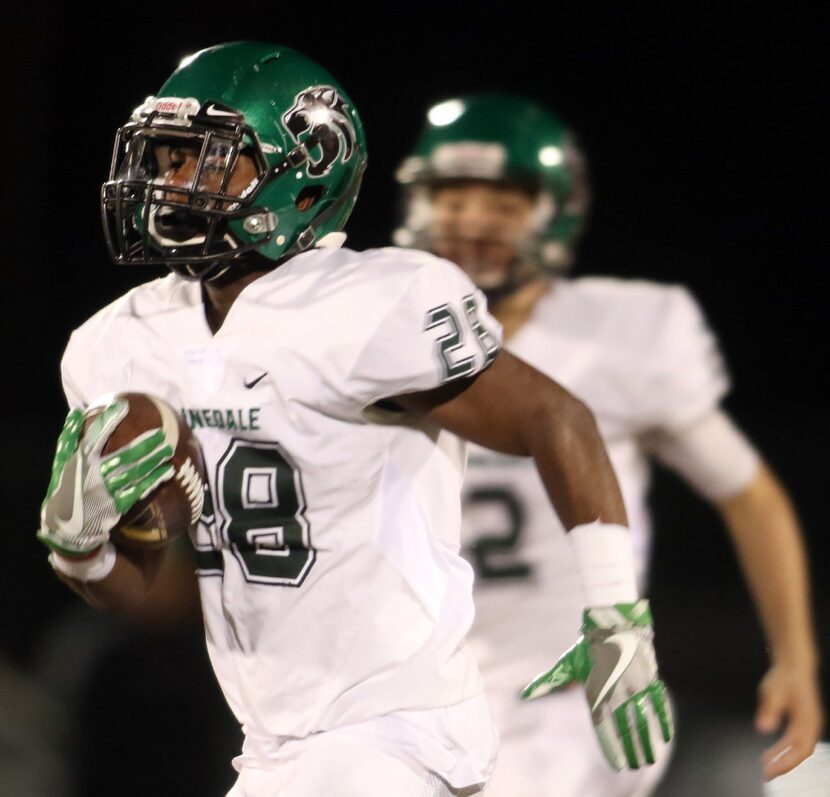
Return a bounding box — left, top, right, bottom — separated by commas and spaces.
395, 95, 591, 291
417, 179, 555, 296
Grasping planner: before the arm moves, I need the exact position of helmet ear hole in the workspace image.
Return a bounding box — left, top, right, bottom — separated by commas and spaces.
295, 184, 326, 211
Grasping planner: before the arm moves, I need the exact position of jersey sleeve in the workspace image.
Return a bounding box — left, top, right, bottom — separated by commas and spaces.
639, 286, 730, 430
348, 255, 503, 406
61, 365, 86, 408
59, 313, 130, 410
60, 331, 93, 409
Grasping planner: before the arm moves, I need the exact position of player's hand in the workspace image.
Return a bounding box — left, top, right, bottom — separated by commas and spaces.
38, 399, 176, 556
756, 662, 824, 780
521, 599, 674, 770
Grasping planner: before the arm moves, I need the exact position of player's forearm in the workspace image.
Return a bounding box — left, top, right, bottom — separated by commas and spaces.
397, 351, 628, 529
525, 392, 628, 530
52, 546, 165, 616
718, 463, 819, 670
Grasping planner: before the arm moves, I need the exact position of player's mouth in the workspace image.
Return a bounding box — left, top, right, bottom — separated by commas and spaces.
150, 208, 212, 246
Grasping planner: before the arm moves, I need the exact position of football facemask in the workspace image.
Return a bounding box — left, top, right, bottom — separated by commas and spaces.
104, 103, 273, 278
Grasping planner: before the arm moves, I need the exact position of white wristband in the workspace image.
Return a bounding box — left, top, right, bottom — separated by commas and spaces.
570, 521, 638, 606
49, 542, 117, 583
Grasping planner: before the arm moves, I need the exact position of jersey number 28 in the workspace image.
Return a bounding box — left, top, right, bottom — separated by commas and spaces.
196, 438, 315, 586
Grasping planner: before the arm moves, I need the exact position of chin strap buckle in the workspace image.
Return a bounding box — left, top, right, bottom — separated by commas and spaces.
295, 227, 316, 251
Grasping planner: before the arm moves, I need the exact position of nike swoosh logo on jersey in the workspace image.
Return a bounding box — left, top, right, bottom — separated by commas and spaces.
591, 632, 639, 712
204, 103, 238, 117
244, 372, 268, 389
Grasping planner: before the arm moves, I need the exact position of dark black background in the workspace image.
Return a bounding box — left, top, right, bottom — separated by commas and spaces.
2, 3, 826, 793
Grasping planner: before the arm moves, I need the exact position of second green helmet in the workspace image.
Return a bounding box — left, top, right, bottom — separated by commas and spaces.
395, 94, 589, 271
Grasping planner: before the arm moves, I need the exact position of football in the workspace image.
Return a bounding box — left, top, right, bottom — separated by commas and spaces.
84, 392, 206, 549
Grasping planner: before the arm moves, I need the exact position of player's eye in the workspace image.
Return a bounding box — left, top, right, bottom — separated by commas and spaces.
168, 147, 187, 171
435, 195, 466, 214
491, 198, 528, 220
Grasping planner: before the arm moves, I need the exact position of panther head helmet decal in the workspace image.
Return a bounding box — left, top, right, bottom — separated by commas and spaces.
282, 86, 357, 177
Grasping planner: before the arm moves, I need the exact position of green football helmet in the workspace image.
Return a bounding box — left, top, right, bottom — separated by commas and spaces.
102, 42, 367, 281
395, 94, 589, 274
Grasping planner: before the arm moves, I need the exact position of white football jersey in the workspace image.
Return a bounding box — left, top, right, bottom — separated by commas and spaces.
462, 277, 729, 694
60, 246, 503, 746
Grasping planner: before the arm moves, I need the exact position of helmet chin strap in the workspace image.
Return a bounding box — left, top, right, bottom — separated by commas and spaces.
195, 261, 232, 283
196, 248, 276, 284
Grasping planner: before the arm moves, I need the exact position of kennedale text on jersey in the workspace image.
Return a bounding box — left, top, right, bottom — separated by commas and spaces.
181, 407, 261, 431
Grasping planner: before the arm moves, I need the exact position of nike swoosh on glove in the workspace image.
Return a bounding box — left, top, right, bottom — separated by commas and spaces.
38, 399, 175, 556
521, 600, 674, 770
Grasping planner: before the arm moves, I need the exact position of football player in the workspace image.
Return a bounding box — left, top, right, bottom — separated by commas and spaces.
37, 45, 673, 796
395, 94, 823, 796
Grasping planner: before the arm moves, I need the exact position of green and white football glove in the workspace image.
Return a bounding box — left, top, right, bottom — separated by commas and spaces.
522, 600, 674, 770
37, 399, 175, 557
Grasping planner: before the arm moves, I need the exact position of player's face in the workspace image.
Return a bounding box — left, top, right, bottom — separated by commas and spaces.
143, 138, 261, 249
429, 182, 536, 289
156, 140, 259, 204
